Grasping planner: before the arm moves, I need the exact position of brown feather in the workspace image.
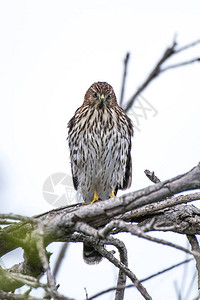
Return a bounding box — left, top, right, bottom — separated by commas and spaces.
67, 82, 133, 263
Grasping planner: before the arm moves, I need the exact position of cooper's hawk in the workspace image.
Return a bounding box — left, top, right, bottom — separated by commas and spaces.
68, 82, 133, 263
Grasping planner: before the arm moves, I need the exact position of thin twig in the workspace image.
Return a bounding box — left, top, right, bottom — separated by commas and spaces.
84, 287, 89, 300
186, 235, 200, 289
183, 270, 198, 300
144, 169, 161, 183
98, 220, 200, 257
160, 58, 200, 73
0, 265, 45, 289
35, 229, 71, 300
53, 242, 69, 278
124, 39, 177, 112
175, 38, 200, 53
34, 226, 57, 298
180, 240, 190, 297
75, 223, 127, 299
174, 280, 182, 300
0, 290, 41, 300
112, 238, 127, 300
0, 213, 38, 224
87, 258, 193, 300
120, 52, 130, 106
0, 219, 18, 225
123, 38, 200, 112
75, 219, 199, 265
94, 245, 152, 300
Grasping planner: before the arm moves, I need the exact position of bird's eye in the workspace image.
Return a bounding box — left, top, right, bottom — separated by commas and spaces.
93, 92, 98, 98
107, 94, 111, 100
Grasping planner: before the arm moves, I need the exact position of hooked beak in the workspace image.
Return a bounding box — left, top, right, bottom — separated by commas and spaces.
100, 94, 105, 105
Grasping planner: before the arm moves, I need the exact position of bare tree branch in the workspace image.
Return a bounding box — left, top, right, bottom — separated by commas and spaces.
160, 57, 200, 73
187, 235, 200, 289
0, 265, 45, 291
75, 223, 127, 299
183, 270, 198, 300
74, 219, 199, 298
53, 242, 69, 278
84, 287, 89, 300
0, 164, 200, 257
112, 238, 127, 300
87, 258, 193, 300
121, 192, 200, 221
123, 38, 200, 112
98, 219, 200, 257
1, 163, 200, 297
175, 38, 200, 53
120, 52, 130, 106
144, 169, 161, 183
94, 245, 152, 300
34, 227, 57, 298
0, 213, 37, 223
0, 290, 41, 300
38, 162, 200, 242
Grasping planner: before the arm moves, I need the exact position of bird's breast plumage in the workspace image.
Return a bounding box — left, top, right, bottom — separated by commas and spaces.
68, 103, 133, 202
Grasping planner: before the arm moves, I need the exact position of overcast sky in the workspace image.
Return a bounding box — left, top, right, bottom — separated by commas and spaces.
0, 1, 200, 299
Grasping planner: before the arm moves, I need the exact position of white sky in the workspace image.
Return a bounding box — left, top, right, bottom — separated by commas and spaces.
0, 1, 200, 299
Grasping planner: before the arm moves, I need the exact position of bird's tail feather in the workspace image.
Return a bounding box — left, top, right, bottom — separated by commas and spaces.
83, 243, 102, 264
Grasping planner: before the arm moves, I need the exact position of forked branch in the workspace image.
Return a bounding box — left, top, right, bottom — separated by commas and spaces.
123, 38, 200, 112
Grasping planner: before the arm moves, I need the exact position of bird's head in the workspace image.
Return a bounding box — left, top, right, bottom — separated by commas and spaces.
84, 82, 117, 108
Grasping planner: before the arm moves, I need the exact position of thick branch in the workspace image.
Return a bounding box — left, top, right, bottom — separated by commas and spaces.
121, 192, 200, 222
0, 164, 200, 295
41, 163, 200, 240
1, 163, 200, 258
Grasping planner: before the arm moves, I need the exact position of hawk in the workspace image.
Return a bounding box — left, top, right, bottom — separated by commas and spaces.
68, 82, 133, 263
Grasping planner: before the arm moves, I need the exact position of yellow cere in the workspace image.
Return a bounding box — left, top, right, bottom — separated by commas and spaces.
100, 94, 105, 100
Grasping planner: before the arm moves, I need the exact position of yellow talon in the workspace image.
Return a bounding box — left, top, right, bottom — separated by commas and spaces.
110, 189, 115, 198
90, 189, 99, 204
82, 189, 100, 205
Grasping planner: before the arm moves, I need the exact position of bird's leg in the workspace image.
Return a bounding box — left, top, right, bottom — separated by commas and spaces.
82, 188, 100, 205
110, 189, 115, 198
90, 189, 99, 204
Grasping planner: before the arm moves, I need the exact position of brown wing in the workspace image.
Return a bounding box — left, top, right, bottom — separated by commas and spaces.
122, 142, 132, 190
67, 113, 79, 190
116, 112, 133, 193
